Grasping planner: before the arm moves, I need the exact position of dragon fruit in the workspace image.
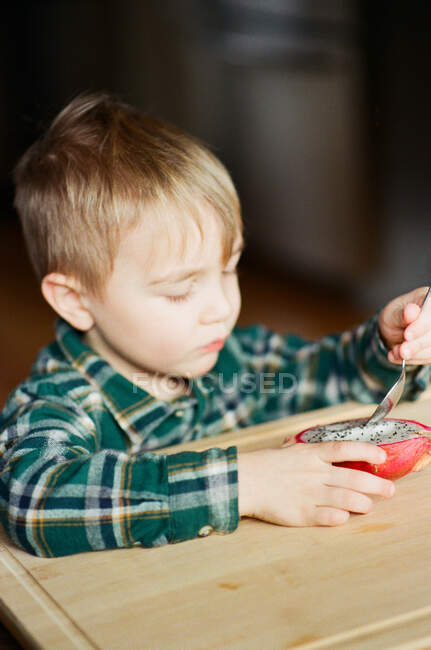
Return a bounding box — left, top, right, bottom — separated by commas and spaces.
295, 417, 431, 480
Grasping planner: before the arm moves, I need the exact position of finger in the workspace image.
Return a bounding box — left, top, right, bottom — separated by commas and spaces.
388, 344, 403, 363
406, 286, 431, 310
404, 316, 431, 342
399, 340, 431, 363
399, 339, 415, 360
403, 302, 421, 327
404, 289, 431, 340
401, 328, 431, 351
327, 466, 395, 498
316, 441, 386, 465
281, 437, 296, 448
321, 486, 372, 514
387, 298, 411, 330
314, 507, 350, 526
393, 287, 430, 328
390, 339, 431, 363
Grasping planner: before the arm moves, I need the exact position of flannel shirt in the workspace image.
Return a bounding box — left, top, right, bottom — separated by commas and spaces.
1, 315, 429, 557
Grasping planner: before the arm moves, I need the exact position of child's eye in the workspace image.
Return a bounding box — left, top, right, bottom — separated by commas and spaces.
165, 267, 239, 303
165, 279, 196, 303
166, 292, 191, 303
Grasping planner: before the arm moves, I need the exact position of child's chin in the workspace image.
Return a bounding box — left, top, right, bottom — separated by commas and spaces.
190, 354, 219, 376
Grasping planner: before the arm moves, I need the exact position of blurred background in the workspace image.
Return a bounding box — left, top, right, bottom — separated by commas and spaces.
1, 0, 431, 406
0, 3, 430, 644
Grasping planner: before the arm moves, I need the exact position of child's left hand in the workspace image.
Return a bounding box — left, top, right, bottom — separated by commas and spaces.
378, 286, 431, 365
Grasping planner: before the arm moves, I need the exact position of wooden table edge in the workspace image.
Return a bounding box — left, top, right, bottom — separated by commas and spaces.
0, 535, 96, 649
290, 603, 431, 649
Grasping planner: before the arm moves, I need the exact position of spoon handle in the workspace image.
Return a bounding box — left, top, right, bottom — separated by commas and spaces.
421, 286, 431, 310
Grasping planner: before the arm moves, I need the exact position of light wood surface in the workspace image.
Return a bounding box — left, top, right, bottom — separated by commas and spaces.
1, 395, 431, 649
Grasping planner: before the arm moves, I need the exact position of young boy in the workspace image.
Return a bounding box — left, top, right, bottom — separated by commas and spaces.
1, 93, 430, 557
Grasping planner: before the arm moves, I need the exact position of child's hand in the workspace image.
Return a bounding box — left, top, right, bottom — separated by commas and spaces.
237, 442, 394, 527
378, 286, 431, 365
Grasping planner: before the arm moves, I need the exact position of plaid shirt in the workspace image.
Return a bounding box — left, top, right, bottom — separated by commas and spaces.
1, 316, 429, 557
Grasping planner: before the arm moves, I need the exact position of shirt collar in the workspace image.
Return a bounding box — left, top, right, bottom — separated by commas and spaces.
54, 317, 208, 443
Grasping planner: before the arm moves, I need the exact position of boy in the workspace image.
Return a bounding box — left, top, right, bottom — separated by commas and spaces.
1, 92, 430, 557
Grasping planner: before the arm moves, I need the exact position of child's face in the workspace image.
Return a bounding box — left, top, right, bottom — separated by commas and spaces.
82, 205, 243, 398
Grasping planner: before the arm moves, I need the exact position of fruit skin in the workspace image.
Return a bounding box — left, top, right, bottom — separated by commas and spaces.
338, 435, 431, 480
295, 418, 431, 480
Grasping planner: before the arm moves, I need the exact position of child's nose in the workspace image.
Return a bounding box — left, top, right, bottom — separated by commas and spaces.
200, 281, 232, 324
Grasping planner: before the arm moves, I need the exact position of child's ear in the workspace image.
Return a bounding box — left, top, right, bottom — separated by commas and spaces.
41, 273, 95, 331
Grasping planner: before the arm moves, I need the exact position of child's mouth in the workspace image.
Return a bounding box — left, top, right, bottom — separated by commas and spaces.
202, 339, 225, 352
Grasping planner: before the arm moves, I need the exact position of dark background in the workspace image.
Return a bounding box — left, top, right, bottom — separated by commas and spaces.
0, 3, 431, 646
2, 1, 431, 303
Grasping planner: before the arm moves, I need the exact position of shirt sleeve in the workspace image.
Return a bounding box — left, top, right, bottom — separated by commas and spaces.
0, 398, 239, 557
235, 314, 431, 419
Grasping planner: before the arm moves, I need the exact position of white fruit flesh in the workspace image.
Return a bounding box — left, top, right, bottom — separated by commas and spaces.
300, 418, 422, 445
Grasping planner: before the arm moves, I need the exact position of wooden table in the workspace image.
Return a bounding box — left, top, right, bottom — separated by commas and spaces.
2, 396, 431, 649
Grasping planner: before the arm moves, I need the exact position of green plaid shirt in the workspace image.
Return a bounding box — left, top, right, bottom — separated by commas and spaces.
1, 316, 429, 557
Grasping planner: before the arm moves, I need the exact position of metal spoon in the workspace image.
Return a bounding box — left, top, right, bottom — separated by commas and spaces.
366, 286, 431, 425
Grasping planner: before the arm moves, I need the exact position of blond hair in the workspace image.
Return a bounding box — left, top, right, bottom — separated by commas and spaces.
13, 92, 242, 298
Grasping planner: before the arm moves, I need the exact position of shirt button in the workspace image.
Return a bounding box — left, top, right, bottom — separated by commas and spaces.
175, 409, 184, 417
198, 525, 213, 537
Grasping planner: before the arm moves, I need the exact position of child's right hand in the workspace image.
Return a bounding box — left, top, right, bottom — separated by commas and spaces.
237, 441, 395, 527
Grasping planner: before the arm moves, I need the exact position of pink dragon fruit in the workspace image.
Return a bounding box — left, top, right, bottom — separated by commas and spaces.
295, 417, 431, 480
